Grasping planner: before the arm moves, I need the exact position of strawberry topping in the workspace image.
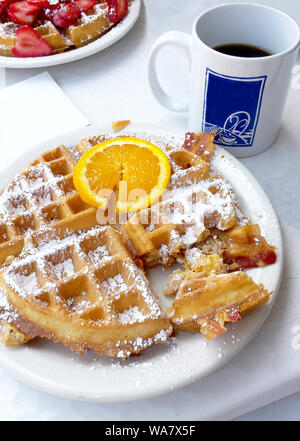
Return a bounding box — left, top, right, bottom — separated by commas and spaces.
51, 2, 81, 27
1, 0, 128, 58
8, 1, 41, 25
12, 25, 52, 57
27, 0, 49, 6
106, 0, 128, 24
0, 0, 11, 15
75, 0, 96, 13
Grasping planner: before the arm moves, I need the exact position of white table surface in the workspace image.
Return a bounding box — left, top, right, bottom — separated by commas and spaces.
1, 0, 300, 421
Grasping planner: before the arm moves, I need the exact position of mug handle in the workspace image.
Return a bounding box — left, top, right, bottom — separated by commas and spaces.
148, 31, 192, 112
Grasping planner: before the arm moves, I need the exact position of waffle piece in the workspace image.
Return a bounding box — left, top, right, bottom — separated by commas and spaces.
0, 23, 18, 57
122, 175, 238, 269
181, 131, 216, 161
163, 254, 227, 297
167, 149, 210, 190
123, 204, 209, 269
0, 226, 172, 357
167, 132, 216, 190
0, 21, 69, 57
0, 321, 30, 346
120, 130, 237, 268
0, 144, 99, 265
0, 288, 31, 346
66, 2, 111, 48
36, 22, 70, 54
164, 222, 277, 298
168, 271, 272, 339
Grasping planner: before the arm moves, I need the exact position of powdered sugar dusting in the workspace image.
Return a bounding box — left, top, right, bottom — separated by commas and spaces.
47, 258, 75, 280
0, 288, 19, 323
118, 306, 146, 325
87, 245, 110, 264
10, 271, 40, 297
102, 274, 128, 298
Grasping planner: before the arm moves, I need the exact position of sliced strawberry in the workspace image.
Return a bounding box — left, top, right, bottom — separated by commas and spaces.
0, 0, 11, 16
8, 1, 41, 25
74, 0, 95, 12
27, 0, 50, 6
12, 26, 52, 57
51, 2, 81, 27
106, 0, 128, 24
40, 4, 57, 20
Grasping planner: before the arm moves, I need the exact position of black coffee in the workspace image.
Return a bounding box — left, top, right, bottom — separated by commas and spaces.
214, 43, 272, 58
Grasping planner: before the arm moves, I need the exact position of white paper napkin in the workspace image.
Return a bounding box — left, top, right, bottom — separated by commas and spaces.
0, 72, 89, 166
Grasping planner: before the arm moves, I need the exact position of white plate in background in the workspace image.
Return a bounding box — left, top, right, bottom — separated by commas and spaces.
0, 0, 141, 68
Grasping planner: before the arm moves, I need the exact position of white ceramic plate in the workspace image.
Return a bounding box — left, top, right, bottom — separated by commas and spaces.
0, 0, 140, 68
0, 123, 283, 402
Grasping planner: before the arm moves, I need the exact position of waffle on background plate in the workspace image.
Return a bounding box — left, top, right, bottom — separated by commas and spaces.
0, 128, 277, 358
0, 0, 130, 58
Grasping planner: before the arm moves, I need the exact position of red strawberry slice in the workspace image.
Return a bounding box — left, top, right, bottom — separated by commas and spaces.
74, 0, 95, 13
106, 0, 128, 24
51, 2, 81, 27
0, 0, 11, 16
12, 26, 52, 57
27, 0, 50, 6
40, 3, 59, 21
8, 1, 41, 25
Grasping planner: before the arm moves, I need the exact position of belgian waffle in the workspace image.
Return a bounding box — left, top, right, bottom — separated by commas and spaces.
0, 226, 172, 357
66, 2, 111, 48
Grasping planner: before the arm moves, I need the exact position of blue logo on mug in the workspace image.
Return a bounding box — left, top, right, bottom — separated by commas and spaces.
202, 69, 267, 147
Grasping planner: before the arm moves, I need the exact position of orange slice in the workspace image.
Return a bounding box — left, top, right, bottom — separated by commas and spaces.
73, 137, 171, 212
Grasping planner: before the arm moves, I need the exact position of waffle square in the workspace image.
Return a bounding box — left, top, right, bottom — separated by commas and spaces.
167, 271, 272, 339
1, 226, 172, 357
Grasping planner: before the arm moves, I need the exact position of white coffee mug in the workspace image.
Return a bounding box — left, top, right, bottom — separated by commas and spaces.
148, 3, 300, 157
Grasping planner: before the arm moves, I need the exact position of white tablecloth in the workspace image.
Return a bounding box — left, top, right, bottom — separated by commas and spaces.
1, 0, 300, 420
